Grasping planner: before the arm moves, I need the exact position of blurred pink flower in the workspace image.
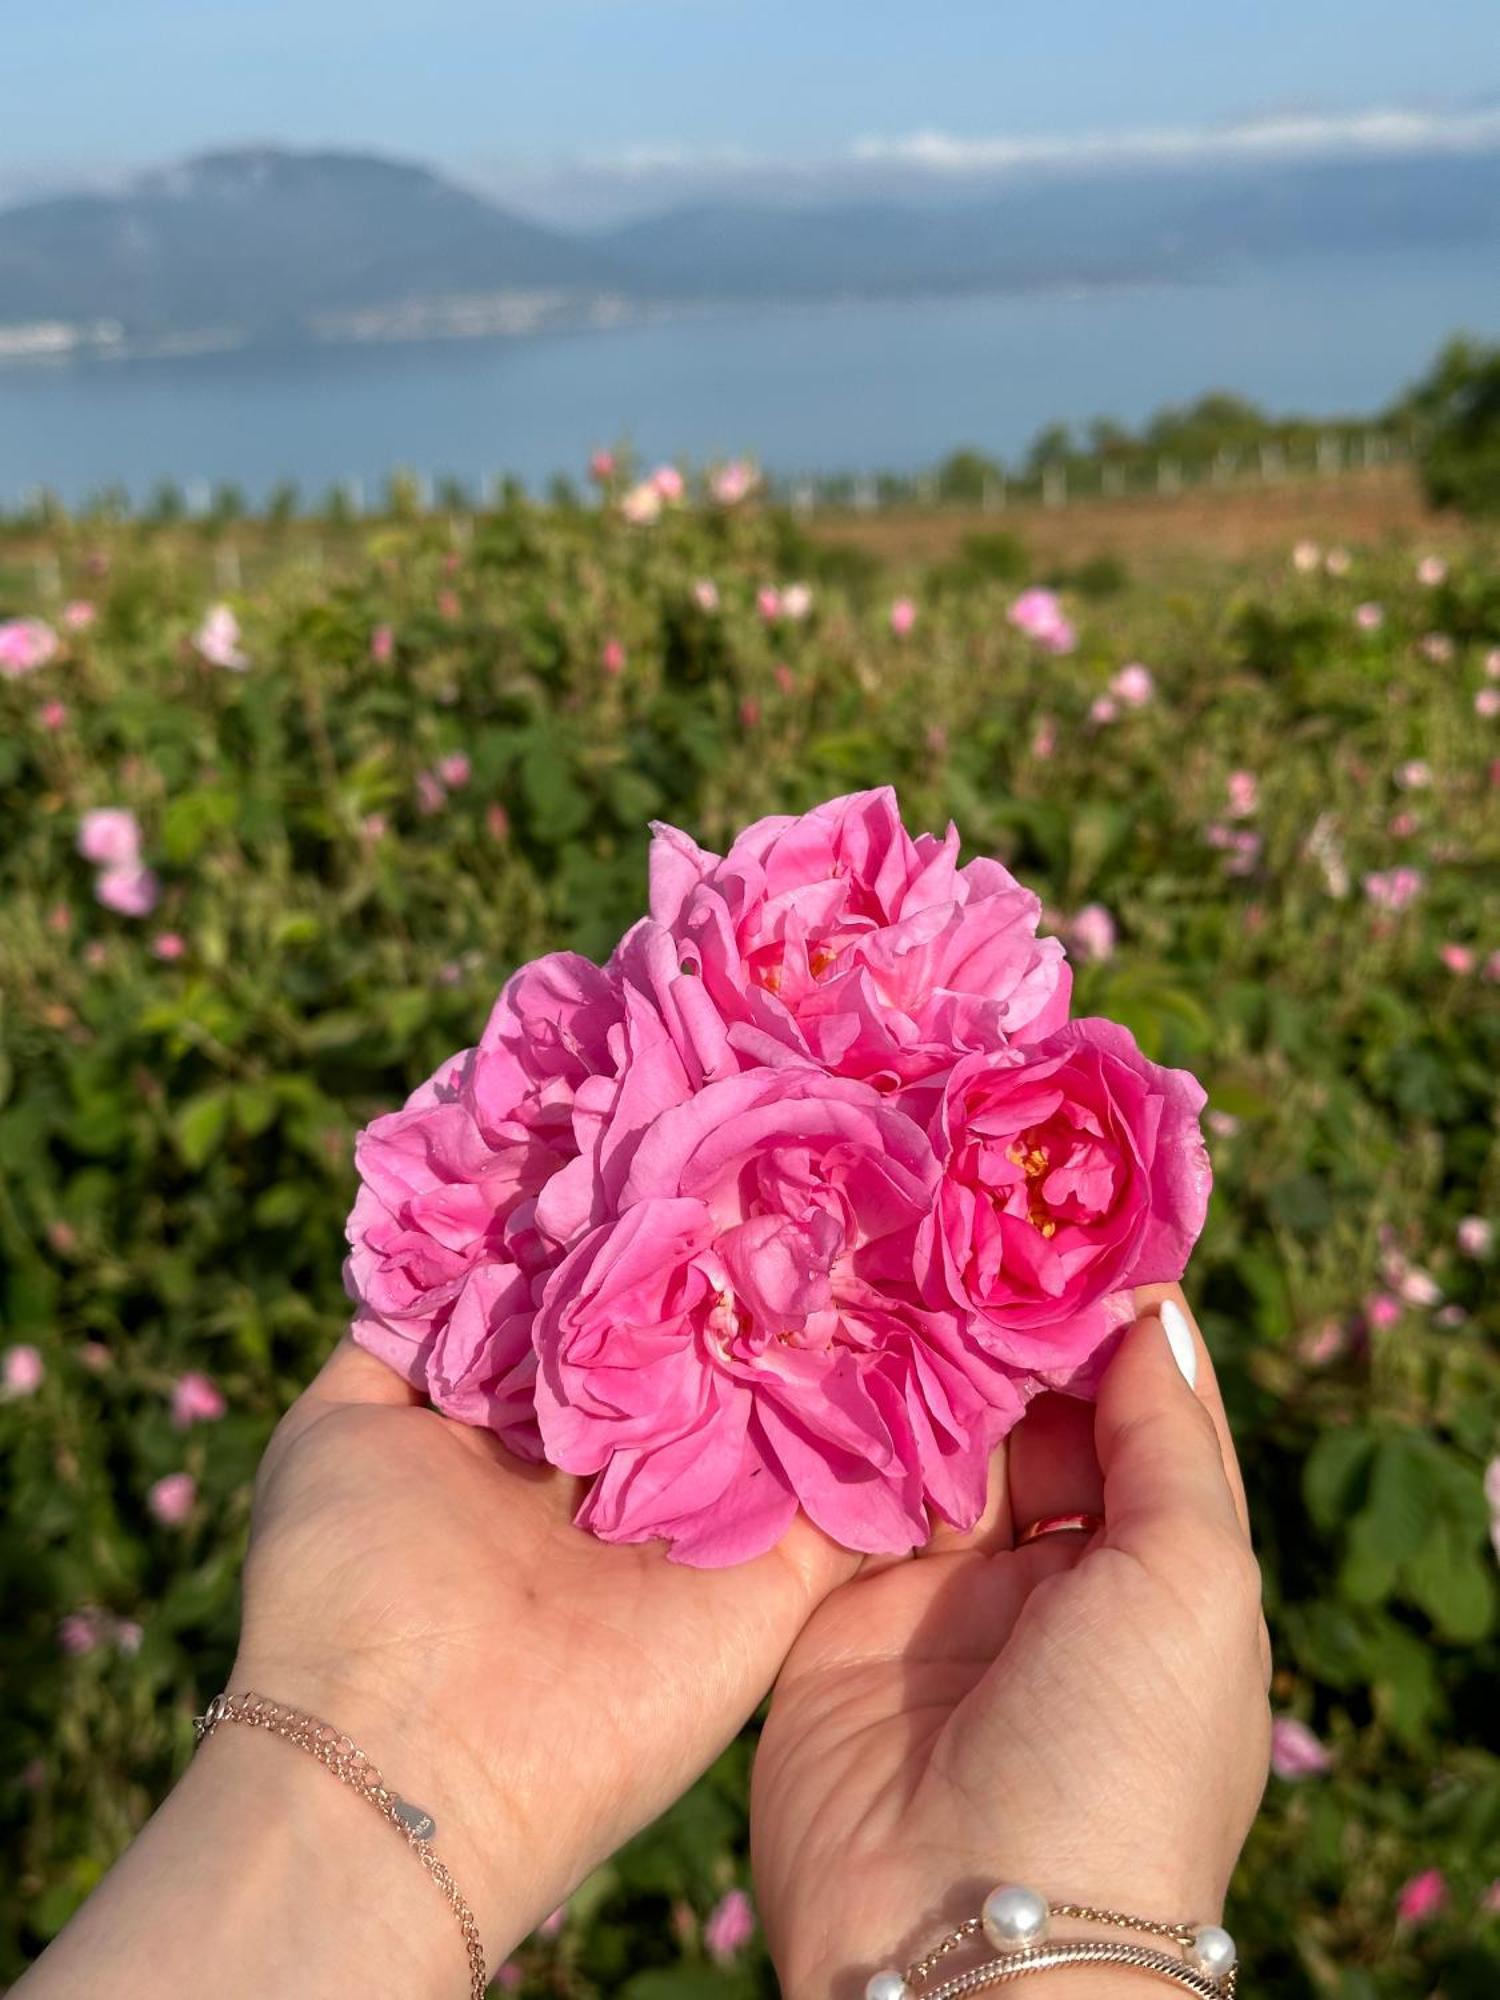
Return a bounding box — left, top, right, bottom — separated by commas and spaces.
114, 1618, 144, 1655
1270, 1717, 1332, 1780
1226, 770, 1259, 817
1069, 902, 1116, 964
437, 589, 460, 621
3, 1344, 44, 1396
46, 903, 71, 935
0, 615, 59, 676
495, 1965, 523, 1993
1363, 868, 1424, 912
171, 1370, 227, 1428
620, 480, 663, 525
1324, 548, 1350, 577
147, 1472, 197, 1526
1476, 688, 1500, 719
1291, 540, 1320, 572
194, 604, 249, 671
782, 582, 813, 621
58, 1609, 105, 1656
1365, 1292, 1402, 1330
39, 699, 69, 730
361, 813, 388, 842
415, 771, 447, 816
1396, 760, 1431, 790
710, 459, 757, 506
1301, 1320, 1346, 1366
1486, 950, 1500, 982
757, 586, 782, 623
370, 624, 395, 664
78, 808, 142, 868
1090, 695, 1119, 724
1110, 662, 1154, 707
773, 662, 795, 696
1458, 1217, 1493, 1259
1397, 1265, 1441, 1308
1225, 830, 1262, 876
96, 865, 159, 918
1482, 1880, 1500, 1915
83, 940, 109, 970
1419, 632, 1454, 664
600, 638, 626, 677
1396, 1869, 1447, 1926
438, 753, 471, 789
1206, 1110, 1240, 1139
588, 448, 616, 483
704, 1889, 756, 1964
889, 596, 918, 637
1008, 587, 1076, 654
62, 599, 97, 630
1416, 555, 1447, 586
486, 803, 510, 842
1353, 602, 1384, 631
739, 698, 761, 730
151, 932, 186, 962
1031, 716, 1056, 759
692, 578, 720, 613
651, 465, 685, 503
1388, 810, 1419, 838
1441, 943, 1475, 976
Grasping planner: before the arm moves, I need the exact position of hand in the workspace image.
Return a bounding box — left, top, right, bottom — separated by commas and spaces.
749, 1287, 1271, 1999
232, 1338, 857, 1962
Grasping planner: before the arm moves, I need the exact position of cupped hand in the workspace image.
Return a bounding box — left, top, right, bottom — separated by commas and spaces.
232, 1339, 857, 1961
749, 1287, 1271, 1999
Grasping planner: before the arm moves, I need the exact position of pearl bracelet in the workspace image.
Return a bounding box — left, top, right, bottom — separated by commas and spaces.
866, 1884, 1239, 1998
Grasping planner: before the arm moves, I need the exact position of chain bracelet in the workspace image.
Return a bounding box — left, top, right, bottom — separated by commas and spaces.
194, 1690, 488, 2000
919, 1939, 1235, 1999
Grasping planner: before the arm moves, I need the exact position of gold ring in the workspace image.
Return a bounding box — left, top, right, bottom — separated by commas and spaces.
1017, 1510, 1105, 1546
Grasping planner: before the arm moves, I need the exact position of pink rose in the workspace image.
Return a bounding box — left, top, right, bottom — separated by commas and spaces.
889, 596, 918, 637
147, 1472, 197, 1526
1008, 588, 1076, 654
195, 604, 249, 671
534, 1066, 1027, 1563
1068, 903, 1116, 964
0, 616, 59, 677
78, 808, 142, 868
3, 1344, 44, 1396
1270, 1716, 1332, 1780
588, 448, 616, 483
58, 1609, 106, 1656
171, 1370, 227, 1428
152, 932, 187, 961
711, 460, 757, 507
347, 954, 623, 1450
370, 624, 395, 664
63, 600, 97, 631
1109, 662, 1154, 708
600, 638, 626, 677
1457, 1217, 1492, 1259
647, 789, 1070, 1088
913, 1020, 1209, 1375
438, 752, 471, 789
652, 465, 685, 503
96, 865, 159, 918
704, 1889, 756, 1963
1226, 770, 1259, 818
1396, 1868, 1447, 1926
692, 578, 720, 614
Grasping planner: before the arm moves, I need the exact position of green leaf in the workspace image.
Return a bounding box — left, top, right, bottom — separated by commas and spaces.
174, 1087, 233, 1169
1302, 1429, 1376, 1533
1407, 1519, 1497, 1643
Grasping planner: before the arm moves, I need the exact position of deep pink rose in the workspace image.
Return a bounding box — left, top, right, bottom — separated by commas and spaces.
533, 1066, 1028, 1565
648, 789, 1069, 1087
346, 953, 622, 1451
913, 1019, 1210, 1376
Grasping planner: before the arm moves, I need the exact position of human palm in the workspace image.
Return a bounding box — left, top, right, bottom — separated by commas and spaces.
234, 1340, 856, 1952
751, 1298, 1271, 2000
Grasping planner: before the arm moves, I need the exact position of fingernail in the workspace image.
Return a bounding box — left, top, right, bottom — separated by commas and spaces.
1160, 1299, 1198, 1388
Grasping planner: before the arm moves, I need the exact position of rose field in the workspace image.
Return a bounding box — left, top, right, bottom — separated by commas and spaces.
1, 478, 1499, 1995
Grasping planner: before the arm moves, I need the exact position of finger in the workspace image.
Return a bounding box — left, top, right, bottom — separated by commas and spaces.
1006, 1391, 1105, 1546
304, 1334, 425, 1409
1132, 1282, 1251, 1538
1095, 1308, 1245, 1565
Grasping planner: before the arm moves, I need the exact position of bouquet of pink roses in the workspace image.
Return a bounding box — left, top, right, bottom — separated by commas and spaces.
346, 790, 1210, 1566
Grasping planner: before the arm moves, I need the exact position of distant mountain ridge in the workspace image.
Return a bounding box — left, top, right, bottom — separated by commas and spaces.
2, 142, 1499, 360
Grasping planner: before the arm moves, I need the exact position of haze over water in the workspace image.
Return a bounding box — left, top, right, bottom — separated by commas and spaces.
2, 244, 1497, 507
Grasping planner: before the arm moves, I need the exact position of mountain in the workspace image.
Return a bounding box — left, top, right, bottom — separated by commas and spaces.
593, 153, 1500, 301
0, 149, 623, 351
2, 143, 1500, 358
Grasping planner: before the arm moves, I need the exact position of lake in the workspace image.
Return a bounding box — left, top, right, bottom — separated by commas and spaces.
1, 246, 1497, 508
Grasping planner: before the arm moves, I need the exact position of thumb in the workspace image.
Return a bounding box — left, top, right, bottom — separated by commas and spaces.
1094, 1302, 1246, 1565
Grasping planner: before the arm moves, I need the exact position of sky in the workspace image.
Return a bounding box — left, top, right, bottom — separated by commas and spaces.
4, 1, 1499, 219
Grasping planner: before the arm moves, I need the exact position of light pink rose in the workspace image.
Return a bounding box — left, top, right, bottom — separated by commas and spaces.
601, 638, 626, 677
1441, 943, 1475, 976
692, 578, 720, 614
415, 770, 447, 816
0, 616, 59, 676
171, 1370, 227, 1428
1291, 540, 1320, 572
534, 1066, 1028, 1563
370, 624, 395, 664
1457, 1217, 1492, 1259
63, 600, 97, 631
1008, 588, 1076, 654
438, 752, 471, 789
39, 699, 68, 730
78, 808, 141, 868
1477, 688, 1500, 720
58, 1608, 106, 1655
195, 604, 249, 671
96, 865, 159, 917
1068, 903, 1116, 964
147, 1472, 197, 1526
711, 460, 757, 507
1353, 602, 1384, 631
1270, 1716, 1332, 1780
757, 586, 782, 623
3, 1344, 44, 1395
1396, 1869, 1447, 1926
913, 1020, 1210, 1375
652, 465, 685, 503
781, 582, 813, 622
704, 1889, 756, 1964
1226, 770, 1259, 818
889, 596, 918, 637
152, 932, 186, 961
648, 789, 1070, 1088
347, 954, 623, 1451
1363, 868, 1424, 912
1324, 548, 1350, 577
1416, 555, 1447, 587
1110, 662, 1154, 708
1419, 632, 1454, 664
620, 480, 663, 525
1089, 695, 1118, 725
1396, 760, 1432, 791
588, 448, 616, 483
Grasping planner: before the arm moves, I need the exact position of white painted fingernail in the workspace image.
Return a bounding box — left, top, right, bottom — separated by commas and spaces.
1160, 1299, 1198, 1388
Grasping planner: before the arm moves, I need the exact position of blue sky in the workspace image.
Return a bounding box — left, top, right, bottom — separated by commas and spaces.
5, 0, 1499, 215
